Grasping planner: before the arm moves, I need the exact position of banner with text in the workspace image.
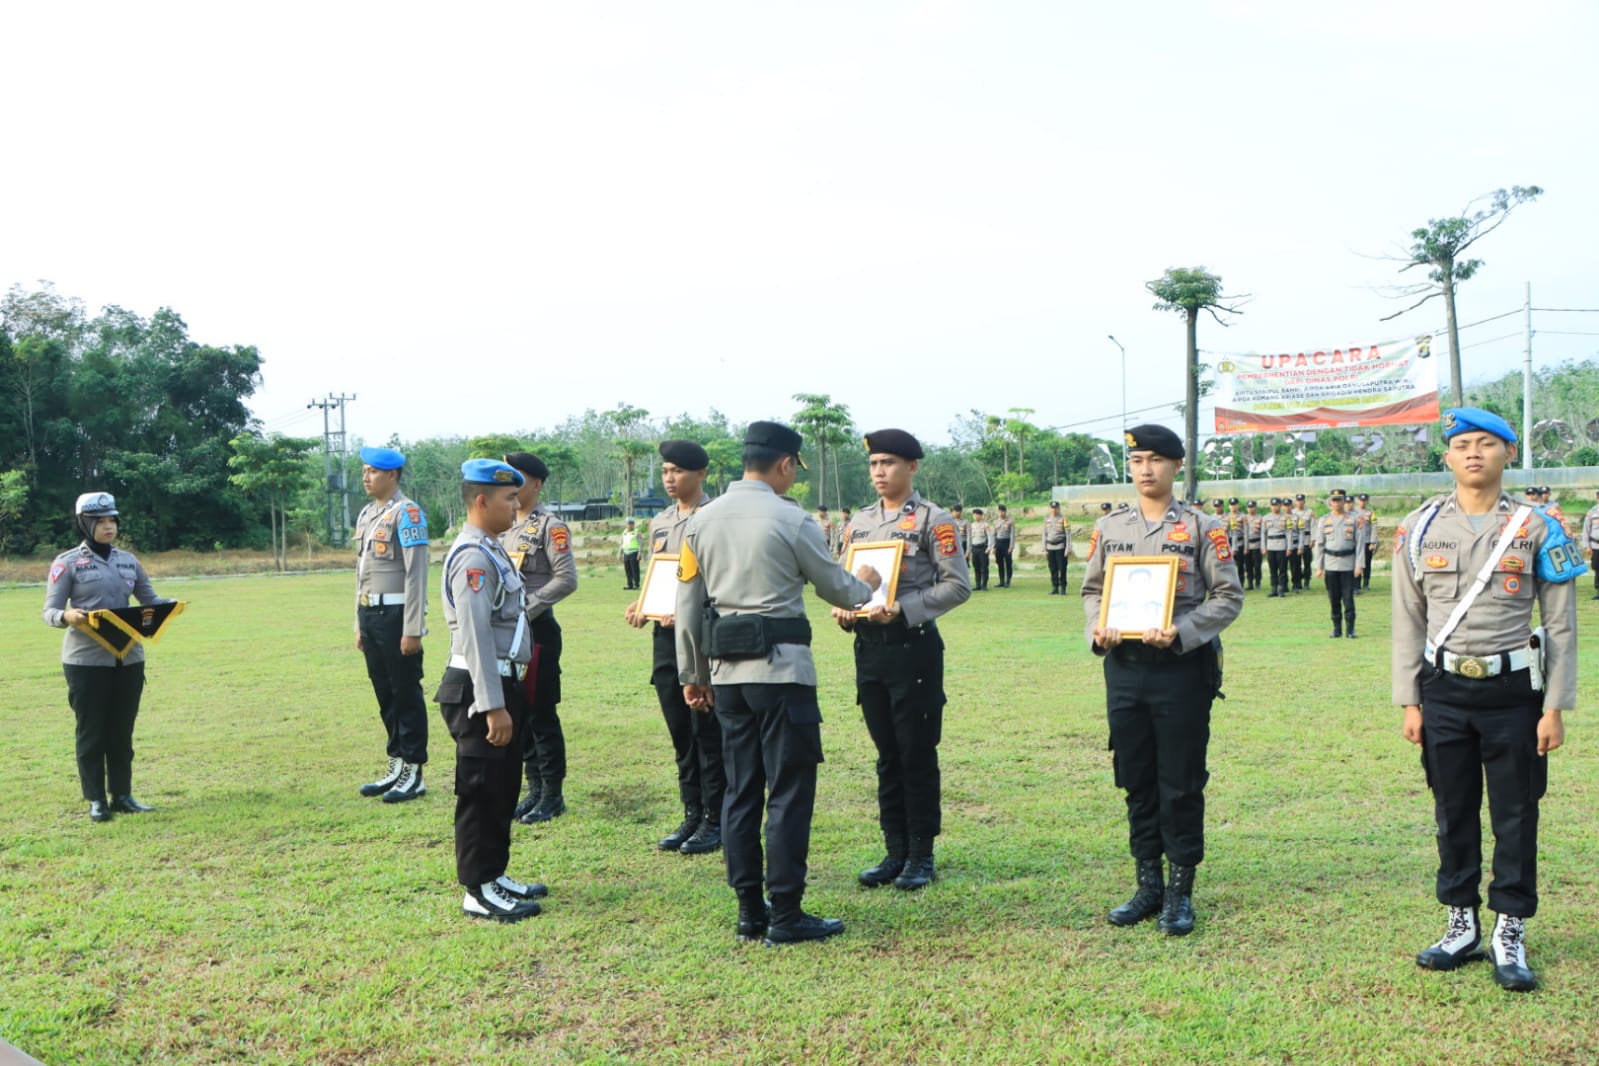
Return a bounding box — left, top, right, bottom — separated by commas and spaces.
1212, 335, 1441, 433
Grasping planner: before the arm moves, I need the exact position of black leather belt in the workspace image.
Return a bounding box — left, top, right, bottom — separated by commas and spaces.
1324, 549, 1355, 557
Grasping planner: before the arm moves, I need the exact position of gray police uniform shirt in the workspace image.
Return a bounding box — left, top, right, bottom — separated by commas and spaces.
1043, 514, 1071, 552
1291, 507, 1313, 552
993, 516, 1016, 543
1080, 501, 1244, 654
1391, 492, 1577, 710
42, 544, 165, 666
1226, 511, 1246, 552
676, 479, 873, 687
354, 491, 429, 637
443, 523, 531, 714
843, 491, 971, 626
502, 505, 578, 621
1262, 511, 1290, 551
1245, 513, 1263, 550
1583, 504, 1599, 551
1352, 505, 1375, 550
968, 520, 992, 549
1313, 511, 1368, 572
648, 493, 712, 622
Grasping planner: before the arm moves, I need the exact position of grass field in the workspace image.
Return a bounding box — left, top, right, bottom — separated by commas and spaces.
2, 560, 1597, 1065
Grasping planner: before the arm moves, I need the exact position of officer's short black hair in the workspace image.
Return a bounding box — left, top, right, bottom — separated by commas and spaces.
742, 444, 787, 473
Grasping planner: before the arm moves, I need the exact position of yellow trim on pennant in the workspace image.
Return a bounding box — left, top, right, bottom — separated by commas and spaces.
676, 540, 699, 582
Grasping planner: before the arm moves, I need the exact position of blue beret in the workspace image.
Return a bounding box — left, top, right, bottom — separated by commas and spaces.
359, 446, 406, 470
1441, 407, 1517, 444
461, 459, 524, 486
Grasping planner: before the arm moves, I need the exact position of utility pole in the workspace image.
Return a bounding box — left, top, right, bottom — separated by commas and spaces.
1108, 335, 1128, 482
1521, 282, 1533, 471
308, 393, 357, 547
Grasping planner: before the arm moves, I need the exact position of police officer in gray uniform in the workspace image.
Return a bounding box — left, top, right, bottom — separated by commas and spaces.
1262, 498, 1291, 597
967, 507, 992, 591
1044, 502, 1071, 594
435, 459, 548, 922
1354, 492, 1378, 590
353, 446, 432, 803
502, 452, 579, 825
1082, 425, 1243, 936
1314, 490, 1368, 638
676, 421, 879, 946
1289, 494, 1311, 591
992, 504, 1017, 587
833, 430, 971, 891
42, 492, 172, 821
1395, 408, 1581, 992
626, 439, 725, 855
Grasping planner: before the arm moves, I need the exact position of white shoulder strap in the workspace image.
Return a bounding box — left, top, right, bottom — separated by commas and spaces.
1431, 506, 1532, 651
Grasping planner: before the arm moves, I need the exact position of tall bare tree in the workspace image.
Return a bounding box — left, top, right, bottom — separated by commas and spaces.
1380, 185, 1543, 406
1147, 267, 1248, 503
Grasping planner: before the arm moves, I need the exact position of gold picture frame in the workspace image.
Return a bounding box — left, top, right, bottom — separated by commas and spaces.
636, 553, 681, 621
842, 540, 905, 617
1097, 556, 1179, 638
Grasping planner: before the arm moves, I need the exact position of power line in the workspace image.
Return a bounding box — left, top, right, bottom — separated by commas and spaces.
1532, 307, 1599, 313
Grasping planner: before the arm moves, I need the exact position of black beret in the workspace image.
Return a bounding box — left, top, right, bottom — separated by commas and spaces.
1539, 485, 1551, 494
1049, 500, 1060, 508
1524, 486, 1541, 495
972, 507, 984, 515
745, 420, 804, 464
1100, 502, 1112, 511
997, 504, 1008, 512
1246, 500, 1258, 507
951, 503, 964, 511
658, 439, 708, 470
1124, 423, 1184, 459
503, 451, 550, 482
1294, 494, 1306, 500
863, 428, 924, 460
1210, 499, 1224, 506
1228, 498, 1240, 505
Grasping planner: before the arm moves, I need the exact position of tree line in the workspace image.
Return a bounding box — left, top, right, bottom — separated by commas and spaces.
6, 277, 1595, 561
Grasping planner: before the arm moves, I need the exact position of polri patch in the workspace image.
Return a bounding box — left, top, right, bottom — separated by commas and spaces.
1503, 576, 1522, 594
1206, 527, 1231, 561
49, 562, 66, 583
551, 527, 570, 553
1425, 555, 1448, 569
466, 568, 486, 592
933, 523, 958, 556
898, 518, 917, 530
1167, 530, 1190, 542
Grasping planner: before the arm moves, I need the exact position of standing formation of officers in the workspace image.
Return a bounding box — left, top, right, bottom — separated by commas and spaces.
41, 408, 1579, 993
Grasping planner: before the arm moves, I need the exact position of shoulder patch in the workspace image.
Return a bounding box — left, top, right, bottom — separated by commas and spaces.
1206, 527, 1232, 561
397, 504, 429, 547
465, 568, 486, 592
551, 526, 570, 553
932, 523, 958, 556
1393, 525, 1407, 556
1087, 528, 1101, 556
677, 540, 700, 581
49, 562, 66, 584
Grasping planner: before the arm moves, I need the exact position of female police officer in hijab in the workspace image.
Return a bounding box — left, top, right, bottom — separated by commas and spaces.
41, 492, 169, 822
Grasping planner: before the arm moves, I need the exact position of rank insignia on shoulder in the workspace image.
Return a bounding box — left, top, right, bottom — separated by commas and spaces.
1205, 527, 1231, 561
1500, 556, 1525, 572
1167, 530, 1190, 542
466, 568, 486, 592
932, 523, 958, 556
898, 518, 917, 530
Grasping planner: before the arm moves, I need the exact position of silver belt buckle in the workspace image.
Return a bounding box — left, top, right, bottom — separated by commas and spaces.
1456, 656, 1492, 679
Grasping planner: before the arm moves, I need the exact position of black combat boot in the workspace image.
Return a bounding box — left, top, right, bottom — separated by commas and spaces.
762, 892, 844, 946
735, 887, 769, 942
658, 806, 701, 851
521, 780, 566, 824
680, 817, 722, 855
1157, 863, 1196, 936
1108, 858, 1165, 926
513, 778, 543, 821
893, 836, 936, 890
858, 832, 908, 887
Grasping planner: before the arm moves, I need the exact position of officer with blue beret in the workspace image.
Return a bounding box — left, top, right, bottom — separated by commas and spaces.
434, 459, 547, 921
1396, 407, 1582, 991
353, 446, 432, 803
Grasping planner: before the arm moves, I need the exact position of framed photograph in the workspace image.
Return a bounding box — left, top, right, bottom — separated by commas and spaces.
1098, 556, 1179, 638
637, 553, 681, 621
842, 540, 905, 616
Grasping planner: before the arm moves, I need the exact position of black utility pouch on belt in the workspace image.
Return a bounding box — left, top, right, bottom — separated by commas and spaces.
705, 611, 813, 660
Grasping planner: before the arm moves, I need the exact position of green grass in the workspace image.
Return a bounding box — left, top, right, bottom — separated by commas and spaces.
3, 562, 1598, 1065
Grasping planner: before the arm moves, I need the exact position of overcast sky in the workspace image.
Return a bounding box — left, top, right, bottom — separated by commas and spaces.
6, 0, 1596, 449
